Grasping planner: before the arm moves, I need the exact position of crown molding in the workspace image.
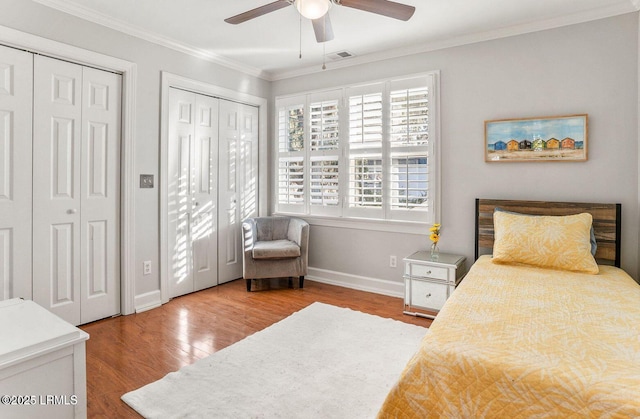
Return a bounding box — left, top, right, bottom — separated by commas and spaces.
32, 0, 269, 79
270, 0, 640, 80
33, 0, 639, 82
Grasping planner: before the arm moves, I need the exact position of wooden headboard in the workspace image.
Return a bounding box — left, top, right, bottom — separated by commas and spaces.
475, 199, 622, 267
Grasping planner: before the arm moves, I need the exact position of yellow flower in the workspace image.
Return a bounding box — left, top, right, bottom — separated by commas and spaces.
429, 223, 441, 243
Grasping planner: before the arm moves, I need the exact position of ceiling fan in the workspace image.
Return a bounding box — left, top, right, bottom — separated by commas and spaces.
224, 0, 416, 43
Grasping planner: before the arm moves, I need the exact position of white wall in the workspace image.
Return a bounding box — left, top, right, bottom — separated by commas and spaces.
1, 1, 637, 308
272, 13, 640, 284
0, 0, 271, 299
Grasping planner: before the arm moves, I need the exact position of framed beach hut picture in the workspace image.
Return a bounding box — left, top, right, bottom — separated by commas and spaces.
485, 114, 588, 162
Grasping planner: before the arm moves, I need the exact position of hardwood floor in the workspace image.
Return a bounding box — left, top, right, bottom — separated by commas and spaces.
80, 278, 431, 418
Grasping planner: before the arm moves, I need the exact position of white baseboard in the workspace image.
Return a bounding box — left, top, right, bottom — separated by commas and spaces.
307, 267, 404, 298
133, 269, 402, 313
134, 290, 162, 313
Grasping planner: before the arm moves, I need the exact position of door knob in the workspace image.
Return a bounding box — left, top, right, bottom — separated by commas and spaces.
67, 209, 77, 214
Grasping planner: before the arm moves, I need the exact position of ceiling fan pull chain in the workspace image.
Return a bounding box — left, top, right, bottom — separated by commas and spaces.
322, 41, 326, 70
322, 14, 327, 70
299, 12, 303, 59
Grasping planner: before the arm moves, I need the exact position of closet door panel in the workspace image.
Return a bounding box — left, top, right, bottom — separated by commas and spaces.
80, 66, 121, 324
239, 107, 259, 221
218, 101, 258, 284
168, 88, 196, 298
168, 88, 220, 297
192, 94, 218, 292
0, 45, 32, 300
51, 223, 75, 302
218, 100, 240, 284
33, 55, 82, 325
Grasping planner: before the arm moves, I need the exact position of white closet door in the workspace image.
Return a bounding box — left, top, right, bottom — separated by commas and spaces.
33, 55, 83, 325
0, 45, 33, 300
168, 88, 195, 298
218, 100, 258, 284
80, 67, 121, 324
33, 55, 120, 325
192, 94, 219, 292
168, 88, 219, 298
238, 104, 259, 223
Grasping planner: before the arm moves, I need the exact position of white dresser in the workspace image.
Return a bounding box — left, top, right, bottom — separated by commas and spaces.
403, 251, 466, 319
0, 299, 89, 419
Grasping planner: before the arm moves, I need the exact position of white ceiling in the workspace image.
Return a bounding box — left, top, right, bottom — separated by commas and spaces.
33, 0, 639, 80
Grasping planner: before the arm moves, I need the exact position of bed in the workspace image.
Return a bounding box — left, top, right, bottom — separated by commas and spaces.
378, 199, 640, 418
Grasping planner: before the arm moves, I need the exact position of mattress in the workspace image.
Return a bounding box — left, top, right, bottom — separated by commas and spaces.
378, 255, 640, 418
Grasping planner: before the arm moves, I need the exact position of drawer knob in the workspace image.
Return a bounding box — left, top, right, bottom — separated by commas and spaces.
426, 270, 431, 274
425, 293, 431, 298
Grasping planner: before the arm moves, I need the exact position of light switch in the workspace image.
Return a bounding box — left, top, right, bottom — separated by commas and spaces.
140, 174, 154, 188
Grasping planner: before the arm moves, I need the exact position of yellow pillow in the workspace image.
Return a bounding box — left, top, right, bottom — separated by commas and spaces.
492, 211, 599, 274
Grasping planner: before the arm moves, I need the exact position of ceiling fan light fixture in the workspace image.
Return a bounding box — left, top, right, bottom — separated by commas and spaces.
295, 0, 330, 20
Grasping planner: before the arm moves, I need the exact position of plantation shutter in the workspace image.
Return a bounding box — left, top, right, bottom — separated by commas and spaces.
390, 85, 429, 146
276, 99, 305, 213
278, 157, 305, 206
389, 155, 428, 210
308, 92, 341, 216
348, 156, 383, 206
274, 72, 438, 225
310, 158, 339, 206
388, 76, 434, 222
345, 84, 384, 219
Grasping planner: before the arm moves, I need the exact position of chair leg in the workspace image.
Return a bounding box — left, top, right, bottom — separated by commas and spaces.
246, 279, 251, 292
299, 275, 304, 289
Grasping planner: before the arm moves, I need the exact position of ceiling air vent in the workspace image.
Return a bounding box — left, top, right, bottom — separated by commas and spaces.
327, 51, 355, 61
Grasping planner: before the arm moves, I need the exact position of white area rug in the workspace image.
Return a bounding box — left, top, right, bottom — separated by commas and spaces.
122, 302, 427, 418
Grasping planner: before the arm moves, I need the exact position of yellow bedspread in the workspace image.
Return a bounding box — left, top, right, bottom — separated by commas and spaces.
378, 256, 640, 418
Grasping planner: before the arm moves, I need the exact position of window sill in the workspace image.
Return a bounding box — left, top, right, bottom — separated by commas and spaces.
272, 212, 427, 235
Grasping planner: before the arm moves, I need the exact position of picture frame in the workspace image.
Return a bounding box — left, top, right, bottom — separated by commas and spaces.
485, 114, 588, 162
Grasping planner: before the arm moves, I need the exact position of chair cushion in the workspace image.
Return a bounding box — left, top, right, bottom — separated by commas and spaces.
252, 240, 301, 259
256, 217, 290, 241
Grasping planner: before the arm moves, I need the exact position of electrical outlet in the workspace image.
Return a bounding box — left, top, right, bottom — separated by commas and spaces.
143, 261, 152, 275
389, 255, 397, 268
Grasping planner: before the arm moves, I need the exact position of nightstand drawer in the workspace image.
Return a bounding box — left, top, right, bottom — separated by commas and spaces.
403, 252, 466, 319
405, 264, 448, 281
407, 279, 448, 312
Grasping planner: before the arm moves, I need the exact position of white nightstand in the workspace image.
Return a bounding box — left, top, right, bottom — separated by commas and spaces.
0, 298, 89, 418
403, 251, 466, 319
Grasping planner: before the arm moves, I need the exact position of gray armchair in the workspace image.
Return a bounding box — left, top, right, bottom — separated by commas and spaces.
242, 216, 309, 292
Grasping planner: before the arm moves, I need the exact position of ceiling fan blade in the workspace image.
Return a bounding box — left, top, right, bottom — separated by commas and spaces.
338, 0, 415, 21
224, 0, 291, 25
312, 14, 335, 43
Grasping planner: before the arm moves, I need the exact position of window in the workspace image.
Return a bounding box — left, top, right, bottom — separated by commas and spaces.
277, 101, 305, 212
346, 87, 383, 219
275, 72, 439, 225
309, 97, 340, 215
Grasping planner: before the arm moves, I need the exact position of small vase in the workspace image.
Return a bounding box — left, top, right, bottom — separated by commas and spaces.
430, 242, 440, 261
